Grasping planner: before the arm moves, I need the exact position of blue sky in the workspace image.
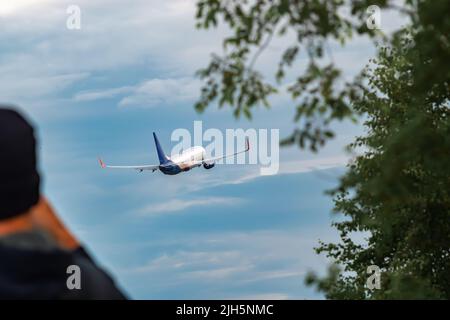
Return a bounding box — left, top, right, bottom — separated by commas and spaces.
0, 0, 392, 299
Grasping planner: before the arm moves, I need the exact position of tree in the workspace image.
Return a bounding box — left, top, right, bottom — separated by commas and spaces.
307, 34, 450, 299
194, 0, 450, 299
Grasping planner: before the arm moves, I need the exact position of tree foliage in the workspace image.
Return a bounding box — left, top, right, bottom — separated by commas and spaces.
195, 0, 401, 151
308, 34, 450, 299
194, 0, 450, 299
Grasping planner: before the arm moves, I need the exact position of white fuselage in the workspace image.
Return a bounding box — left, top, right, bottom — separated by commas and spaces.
169, 146, 206, 171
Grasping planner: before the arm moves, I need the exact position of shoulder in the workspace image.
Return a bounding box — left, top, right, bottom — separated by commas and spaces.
62, 247, 128, 300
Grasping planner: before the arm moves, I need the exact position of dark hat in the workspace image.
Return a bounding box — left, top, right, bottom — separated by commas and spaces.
0, 108, 40, 220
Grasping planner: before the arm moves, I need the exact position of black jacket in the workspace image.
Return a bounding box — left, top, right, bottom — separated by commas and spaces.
0, 244, 127, 300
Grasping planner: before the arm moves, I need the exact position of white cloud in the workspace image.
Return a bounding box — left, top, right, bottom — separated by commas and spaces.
0, 0, 388, 117
72, 77, 201, 107
0, 0, 221, 110
281, 156, 350, 173
0, 72, 90, 105
118, 77, 201, 108
73, 86, 133, 102
220, 155, 351, 186
119, 228, 339, 298
0, 0, 53, 16
232, 293, 290, 300
138, 196, 243, 216
185, 265, 253, 280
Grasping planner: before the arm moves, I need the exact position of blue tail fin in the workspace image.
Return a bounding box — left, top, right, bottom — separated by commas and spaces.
153, 132, 168, 165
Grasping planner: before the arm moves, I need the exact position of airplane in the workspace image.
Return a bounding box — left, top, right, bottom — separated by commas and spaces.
98, 132, 250, 175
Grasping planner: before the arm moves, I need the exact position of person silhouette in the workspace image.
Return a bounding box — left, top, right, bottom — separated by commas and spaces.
0, 107, 126, 299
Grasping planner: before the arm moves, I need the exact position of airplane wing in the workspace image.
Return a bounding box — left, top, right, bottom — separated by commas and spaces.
98, 158, 159, 172
202, 138, 250, 163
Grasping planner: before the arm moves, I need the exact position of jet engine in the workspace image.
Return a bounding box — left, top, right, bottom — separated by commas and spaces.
203, 161, 215, 169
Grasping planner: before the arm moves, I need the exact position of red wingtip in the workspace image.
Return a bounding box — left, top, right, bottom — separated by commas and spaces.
98, 157, 106, 168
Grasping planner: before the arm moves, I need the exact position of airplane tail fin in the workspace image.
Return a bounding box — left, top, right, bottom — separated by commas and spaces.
153, 132, 168, 165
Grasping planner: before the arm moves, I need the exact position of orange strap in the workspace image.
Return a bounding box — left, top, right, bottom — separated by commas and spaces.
30, 197, 80, 250
0, 212, 33, 236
